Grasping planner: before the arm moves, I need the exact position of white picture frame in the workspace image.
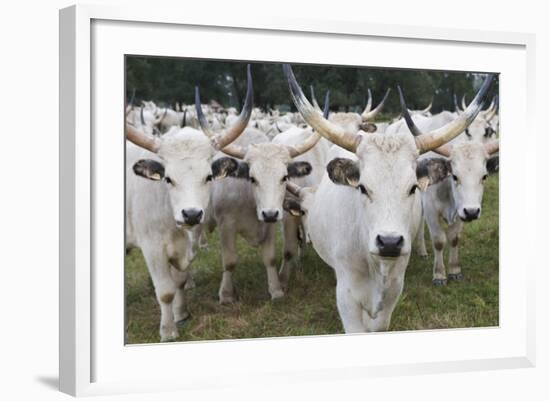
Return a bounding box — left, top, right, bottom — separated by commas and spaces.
59, 3, 536, 397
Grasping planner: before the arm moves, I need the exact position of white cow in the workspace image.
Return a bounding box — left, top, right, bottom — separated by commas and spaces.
195, 89, 323, 304
397, 94, 499, 285
125, 65, 254, 341
282, 64, 493, 332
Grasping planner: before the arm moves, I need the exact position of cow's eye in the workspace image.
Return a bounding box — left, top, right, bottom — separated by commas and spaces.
452, 174, 459, 182
281, 175, 289, 183
164, 177, 173, 185
249, 176, 257, 184
482, 174, 488, 182
205, 174, 213, 182
409, 184, 419, 196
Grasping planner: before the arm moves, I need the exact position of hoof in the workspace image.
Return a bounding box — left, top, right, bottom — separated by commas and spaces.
184, 277, 196, 290
160, 328, 178, 342
432, 278, 447, 287
419, 254, 428, 260
219, 298, 235, 305
448, 273, 464, 282
176, 313, 191, 327
219, 295, 236, 305
270, 289, 285, 300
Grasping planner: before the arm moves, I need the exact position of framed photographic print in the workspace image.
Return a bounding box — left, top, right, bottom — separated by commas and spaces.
59, 3, 535, 397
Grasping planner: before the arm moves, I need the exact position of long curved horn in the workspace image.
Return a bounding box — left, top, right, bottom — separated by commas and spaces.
323, 90, 330, 119
286, 130, 321, 158
483, 95, 498, 121
283, 64, 361, 153
399, 74, 494, 154
195, 89, 246, 158
310, 85, 322, 113
484, 103, 498, 122
453, 94, 462, 114
461, 95, 467, 111
196, 64, 253, 150
362, 88, 391, 121
362, 89, 373, 115
482, 96, 496, 114
180, 109, 187, 128
140, 107, 145, 126
195, 89, 216, 137
398, 86, 422, 137
485, 140, 499, 155
420, 98, 433, 114
216, 143, 247, 159
286, 91, 328, 157
126, 123, 160, 153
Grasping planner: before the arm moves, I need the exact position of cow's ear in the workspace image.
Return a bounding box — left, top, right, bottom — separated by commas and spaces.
416, 157, 452, 191
486, 155, 499, 174
360, 122, 377, 133
133, 159, 165, 181
283, 198, 305, 217
287, 161, 312, 178
211, 157, 239, 180
230, 161, 250, 179
327, 158, 361, 187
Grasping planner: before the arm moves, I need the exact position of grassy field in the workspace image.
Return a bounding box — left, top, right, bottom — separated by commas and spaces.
125, 175, 499, 344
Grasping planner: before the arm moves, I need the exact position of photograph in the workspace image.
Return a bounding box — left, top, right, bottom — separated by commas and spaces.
124, 57, 499, 344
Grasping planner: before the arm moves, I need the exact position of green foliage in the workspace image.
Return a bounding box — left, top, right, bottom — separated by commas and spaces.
125, 176, 499, 344
126, 56, 499, 113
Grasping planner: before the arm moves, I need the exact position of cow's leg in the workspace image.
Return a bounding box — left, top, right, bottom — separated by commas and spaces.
361, 278, 404, 332
446, 220, 464, 282
335, 281, 365, 333
262, 225, 284, 300
362, 308, 393, 332
142, 246, 179, 342
414, 218, 429, 259
425, 212, 447, 286
170, 267, 191, 326
219, 223, 238, 304
278, 214, 301, 292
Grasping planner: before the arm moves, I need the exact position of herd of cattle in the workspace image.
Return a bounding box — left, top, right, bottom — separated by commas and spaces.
125, 64, 499, 341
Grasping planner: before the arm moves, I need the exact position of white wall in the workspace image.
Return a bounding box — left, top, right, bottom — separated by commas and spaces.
0, 0, 548, 400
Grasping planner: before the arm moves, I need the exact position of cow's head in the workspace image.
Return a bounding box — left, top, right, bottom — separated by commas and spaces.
443, 141, 499, 221
126, 65, 254, 227
132, 131, 238, 226
283, 63, 493, 258
230, 142, 313, 222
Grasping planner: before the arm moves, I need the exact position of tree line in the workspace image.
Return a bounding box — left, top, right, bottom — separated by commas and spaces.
126, 56, 499, 116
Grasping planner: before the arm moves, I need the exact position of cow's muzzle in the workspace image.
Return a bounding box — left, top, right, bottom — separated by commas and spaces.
261, 210, 279, 223
460, 207, 480, 222
181, 208, 204, 226
376, 234, 404, 257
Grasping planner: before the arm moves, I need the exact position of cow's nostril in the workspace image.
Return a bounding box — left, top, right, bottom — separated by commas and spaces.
463, 207, 480, 220
181, 209, 203, 225
376, 234, 404, 257
261, 210, 279, 223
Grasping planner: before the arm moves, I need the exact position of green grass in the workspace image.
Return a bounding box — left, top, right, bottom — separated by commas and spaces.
125, 175, 499, 344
